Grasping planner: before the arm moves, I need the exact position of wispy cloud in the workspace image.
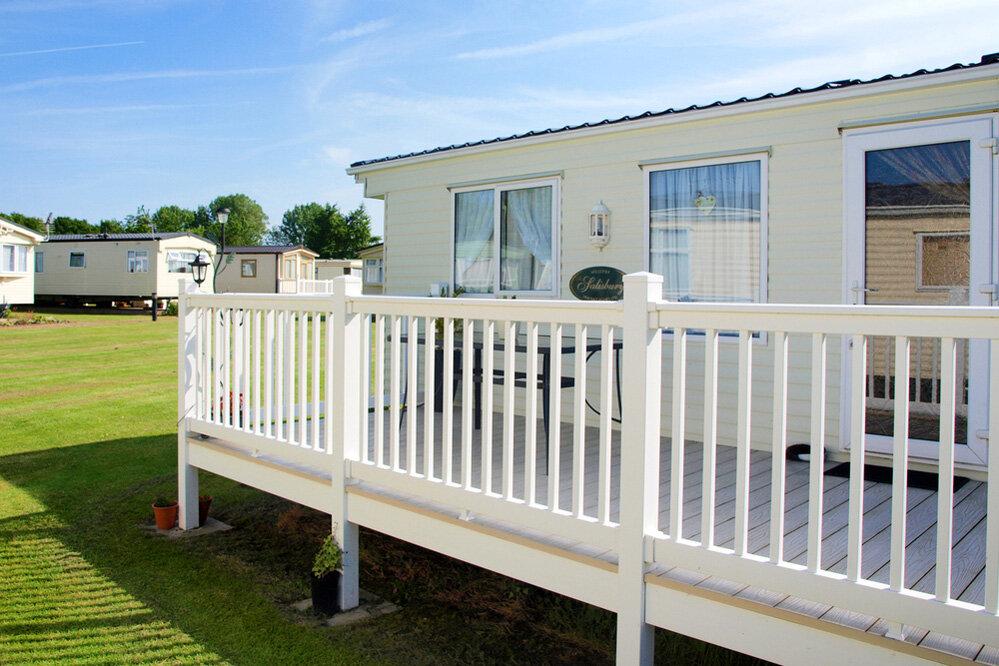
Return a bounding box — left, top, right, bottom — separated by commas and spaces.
0, 40, 143, 57
455, 14, 705, 60
319, 17, 392, 44
0, 64, 296, 93
24, 103, 214, 116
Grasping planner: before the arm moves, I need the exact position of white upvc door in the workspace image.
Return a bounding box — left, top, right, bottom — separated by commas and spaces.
843, 116, 996, 466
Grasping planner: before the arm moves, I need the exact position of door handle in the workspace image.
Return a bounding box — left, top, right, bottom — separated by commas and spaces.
850, 281, 879, 304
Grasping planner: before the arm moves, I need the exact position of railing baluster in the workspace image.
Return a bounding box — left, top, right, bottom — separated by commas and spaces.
194, 307, 204, 421
325, 308, 335, 455
526, 320, 539, 506
390, 315, 402, 470
598, 324, 613, 524
503, 320, 516, 501
848, 334, 867, 581
423, 316, 435, 480
669, 327, 687, 540
807, 332, 826, 572
915, 338, 924, 405
932, 340, 939, 405
482, 319, 496, 494
890, 335, 910, 591
572, 323, 587, 518
275, 310, 284, 440
374, 314, 385, 466
253, 310, 262, 435
734, 329, 753, 556
285, 311, 295, 443
443, 317, 455, 485
264, 310, 274, 438
243, 310, 251, 433
770, 330, 788, 564
462, 319, 475, 489
360, 313, 370, 463
311, 311, 320, 449
222, 308, 231, 428
702, 328, 719, 547
548, 322, 562, 512
407, 314, 419, 475
986, 339, 999, 614
232, 310, 241, 429
936, 337, 956, 602
298, 311, 307, 445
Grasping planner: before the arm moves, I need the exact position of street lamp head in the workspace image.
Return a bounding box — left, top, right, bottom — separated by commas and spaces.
189, 251, 211, 286
215, 207, 230, 227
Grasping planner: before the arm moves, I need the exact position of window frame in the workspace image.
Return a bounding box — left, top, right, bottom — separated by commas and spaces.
284, 258, 296, 279
69, 251, 86, 269
35, 250, 43, 273
166, 250, 198, 274
915, 230, 970, 291
126, 249, 149, 274
449, 176, 561, 298
0, 244, 21, 273
642, 152, 769, 306
241, 259, 257, 278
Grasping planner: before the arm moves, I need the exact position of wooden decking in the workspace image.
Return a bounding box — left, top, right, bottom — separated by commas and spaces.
204, 403, 992, 661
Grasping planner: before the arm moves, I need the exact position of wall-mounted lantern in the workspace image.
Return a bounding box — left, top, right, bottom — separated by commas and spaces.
589, 201, 610, 249
189, 252, 211, 287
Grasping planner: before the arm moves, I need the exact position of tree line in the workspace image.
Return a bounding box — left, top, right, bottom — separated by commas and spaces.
3, 193, 379, 259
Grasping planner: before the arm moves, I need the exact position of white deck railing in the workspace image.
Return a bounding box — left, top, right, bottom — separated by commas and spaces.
177, 274, 999, 662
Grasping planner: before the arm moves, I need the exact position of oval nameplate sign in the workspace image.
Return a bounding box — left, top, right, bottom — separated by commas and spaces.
569, 266, 625, 301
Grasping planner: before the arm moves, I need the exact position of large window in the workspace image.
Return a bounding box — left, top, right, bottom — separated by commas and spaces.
126, 249, 148, 273
1, 244, 28, 273
167, 251, 198, 273
647, 157, 766, 303
453, 178, 558, 295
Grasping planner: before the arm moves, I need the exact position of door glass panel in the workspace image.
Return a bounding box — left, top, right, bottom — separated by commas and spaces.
864, 141, 970, 444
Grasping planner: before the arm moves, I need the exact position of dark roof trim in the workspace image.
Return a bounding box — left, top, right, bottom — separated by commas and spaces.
44, 232, 211, 243
349, 53, 999, 170
223, 244, 317, 256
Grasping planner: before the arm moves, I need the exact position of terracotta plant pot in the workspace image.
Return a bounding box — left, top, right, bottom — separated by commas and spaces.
310, 571, 342, 616
153, 501, 178, 530
199, 496, 212, 527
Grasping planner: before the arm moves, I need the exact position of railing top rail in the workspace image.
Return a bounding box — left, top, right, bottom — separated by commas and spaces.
187, 292, 338, 310
653, 300, 999, 338
350, 294, 623, 325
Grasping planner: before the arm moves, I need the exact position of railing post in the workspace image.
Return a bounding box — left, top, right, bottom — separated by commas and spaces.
177, 278, 200, 530
617, 272, 663, 665
331, 275, 363, 610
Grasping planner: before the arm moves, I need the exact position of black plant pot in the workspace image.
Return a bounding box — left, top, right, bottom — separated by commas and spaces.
310, 571, 342, 616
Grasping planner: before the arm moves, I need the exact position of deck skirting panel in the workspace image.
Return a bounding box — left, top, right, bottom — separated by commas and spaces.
346, 486, 621, 612
187, 437, 335, 514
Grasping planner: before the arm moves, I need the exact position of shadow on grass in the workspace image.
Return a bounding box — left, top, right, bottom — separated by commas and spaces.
0, 435, 371, 666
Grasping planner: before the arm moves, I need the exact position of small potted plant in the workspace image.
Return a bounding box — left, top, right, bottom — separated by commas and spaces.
152, 496, 178, 530
199, 494, 213, 527
311, 531, 344, 616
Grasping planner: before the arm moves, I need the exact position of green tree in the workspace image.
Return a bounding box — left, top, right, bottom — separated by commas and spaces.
192, 194, 268, 247
97, 219, 126, 234
269, 202, 324, 247
152, 205, 195, 233
122, 205, 152, 233
1, 212, 45, 233
52, 216, 97, 234
271, 202, 377, 258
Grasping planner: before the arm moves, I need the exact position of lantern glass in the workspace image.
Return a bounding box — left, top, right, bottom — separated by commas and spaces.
589, 201, 610, 247
190, 252, 210, 286
216, 207, 230, 227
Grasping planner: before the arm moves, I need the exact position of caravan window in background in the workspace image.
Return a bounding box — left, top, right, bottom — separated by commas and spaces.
167, 251, 197, 273
647, 155, 767, 303
126, 250, 148, 273
35, 251, 43, 273
364, 259, 383, 284
69, 251, 86, 268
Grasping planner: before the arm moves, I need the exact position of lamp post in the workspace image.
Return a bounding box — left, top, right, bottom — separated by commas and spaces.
211, 207, 230, 293
189, 252, 211, 289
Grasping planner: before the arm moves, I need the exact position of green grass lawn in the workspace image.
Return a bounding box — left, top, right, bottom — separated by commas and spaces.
0, 311, 767, 665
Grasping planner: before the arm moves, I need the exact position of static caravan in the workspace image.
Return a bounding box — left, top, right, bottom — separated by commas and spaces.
215, 245, 318, 294
347, 53, 999, 476
357, 242, 384, 294
0, 216, 43, 306
315, 258, 362, 279
35, 232, 215, 306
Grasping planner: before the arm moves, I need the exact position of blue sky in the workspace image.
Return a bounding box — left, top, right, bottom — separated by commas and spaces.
1, 0, 997, 237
